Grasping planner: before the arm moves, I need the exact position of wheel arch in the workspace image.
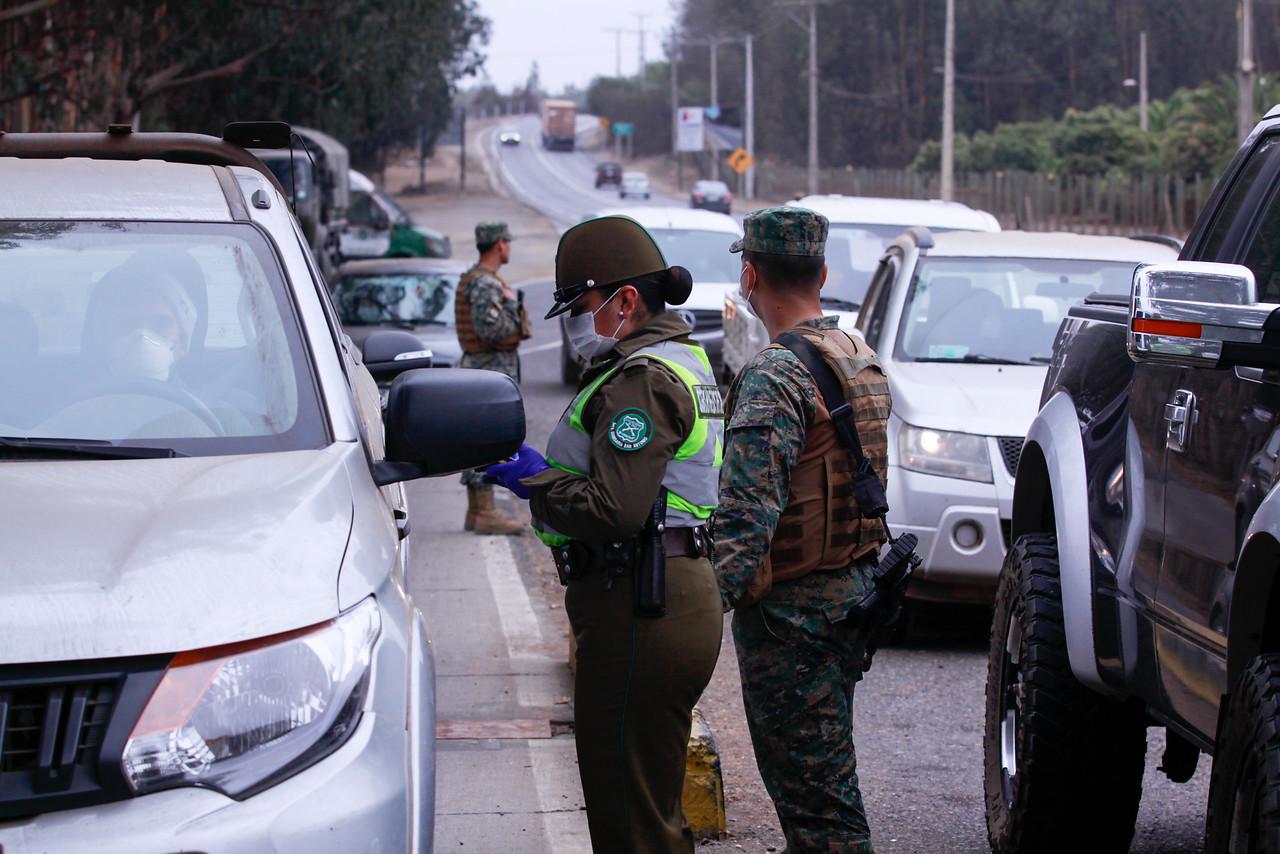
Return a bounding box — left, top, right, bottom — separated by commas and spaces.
1229, 497, 1280, 689
1018, 390, 1106, 691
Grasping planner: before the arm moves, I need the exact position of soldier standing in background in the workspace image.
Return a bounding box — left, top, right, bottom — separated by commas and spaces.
456, 221, 531, 535
712, 208, 891, 853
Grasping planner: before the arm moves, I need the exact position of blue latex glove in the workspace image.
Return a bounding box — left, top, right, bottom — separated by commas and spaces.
482, 444, 549, 500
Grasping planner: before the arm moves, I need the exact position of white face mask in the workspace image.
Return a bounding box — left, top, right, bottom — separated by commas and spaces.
110, 329, 176, 381
738, 266, 759, 321
564, 290, 626, 361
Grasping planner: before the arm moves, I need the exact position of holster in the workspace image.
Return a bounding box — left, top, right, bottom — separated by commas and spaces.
634, 493, 668, 618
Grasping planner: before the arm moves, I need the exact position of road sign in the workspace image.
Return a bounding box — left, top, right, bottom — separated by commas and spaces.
726, 147, 754, 174
613, 122, 635, 137
677, 107, 704, 152
705, 105, 721, 120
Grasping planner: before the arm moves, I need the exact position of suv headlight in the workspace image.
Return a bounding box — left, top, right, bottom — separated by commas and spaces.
899, 423, 992, 483
122, 597, 380, 798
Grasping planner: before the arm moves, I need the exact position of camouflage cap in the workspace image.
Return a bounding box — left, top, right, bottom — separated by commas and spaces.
476, 222, 514, 244
729, 206, 828, 256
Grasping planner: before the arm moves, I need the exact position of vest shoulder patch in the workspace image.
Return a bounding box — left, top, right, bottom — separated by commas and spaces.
693, 384, 725, 418
608, 408, 653, 451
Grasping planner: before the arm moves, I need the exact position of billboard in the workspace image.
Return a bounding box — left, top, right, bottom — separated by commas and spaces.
677, 107, 704, 153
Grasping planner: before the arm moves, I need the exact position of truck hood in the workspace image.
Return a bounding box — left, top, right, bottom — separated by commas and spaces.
888, 361, 1046, 438
0, 446, 357, 663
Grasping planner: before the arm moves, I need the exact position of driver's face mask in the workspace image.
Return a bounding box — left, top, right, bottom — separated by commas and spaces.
110, 329, 176, 381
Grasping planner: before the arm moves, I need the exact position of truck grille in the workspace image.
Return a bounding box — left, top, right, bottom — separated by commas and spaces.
0, 657, 167, 819
997, 436, 1024, 477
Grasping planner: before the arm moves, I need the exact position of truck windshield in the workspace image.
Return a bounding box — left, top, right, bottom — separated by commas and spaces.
0, 221, 327, 456
895, 256, 1142, 365
650, 228, 742, 283
332, 271, 458, 326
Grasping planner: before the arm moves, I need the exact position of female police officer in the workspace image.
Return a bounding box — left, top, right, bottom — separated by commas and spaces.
484, 215, 723, 852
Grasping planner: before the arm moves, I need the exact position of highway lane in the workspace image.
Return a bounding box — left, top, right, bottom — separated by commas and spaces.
485, 114, 683, 228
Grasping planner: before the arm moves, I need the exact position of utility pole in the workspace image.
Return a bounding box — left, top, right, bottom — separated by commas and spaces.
603, 27, 625, 77
745, 33, 755, 200
670, 39, 681, 187
1238, 0, 1256, 143
940, 0, 956, 201
635, 13, 648, 82
807, 2, 818, 196
709, 39, 719, 107
1139, 31, 1149, 133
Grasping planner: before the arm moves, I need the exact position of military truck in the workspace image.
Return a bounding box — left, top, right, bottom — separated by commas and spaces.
293, 126, 350, 279
984, 106, 1280, 853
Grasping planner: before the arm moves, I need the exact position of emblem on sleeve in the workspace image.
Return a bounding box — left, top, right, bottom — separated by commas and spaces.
608, 408, 653, 451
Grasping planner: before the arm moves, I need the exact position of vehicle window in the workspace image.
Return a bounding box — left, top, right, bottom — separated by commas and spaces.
1239, 180, 1280, 302
895, 256, 1142, 365
824, 224, 957, 306
859, 254, 898, 349
348, 191, 381, 228
0, 220, 326, 455
259, 155, 312, 203
1199, 135, 1280, 261
332, 272, 458, 327
649, 228, 741, 283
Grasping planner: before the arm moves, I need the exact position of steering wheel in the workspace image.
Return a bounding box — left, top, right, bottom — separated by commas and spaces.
90, 378, 226, 436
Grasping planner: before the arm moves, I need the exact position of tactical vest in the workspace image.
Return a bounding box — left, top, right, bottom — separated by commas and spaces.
455, 266, 524, 354
535, 340, 725, 548
765, 325, 891, 584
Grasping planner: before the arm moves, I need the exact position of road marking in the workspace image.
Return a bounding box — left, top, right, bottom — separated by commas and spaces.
481, 534, 545, 663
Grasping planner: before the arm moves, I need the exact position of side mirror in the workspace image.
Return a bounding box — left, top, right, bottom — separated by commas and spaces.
1128, 262, 1280, 370
373, 369, 525, 485
361, 330, 433, 382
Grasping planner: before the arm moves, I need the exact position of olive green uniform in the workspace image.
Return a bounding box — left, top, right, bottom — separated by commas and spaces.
525, 313, 723, 853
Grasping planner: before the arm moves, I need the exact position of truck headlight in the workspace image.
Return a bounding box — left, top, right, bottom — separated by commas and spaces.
122, 597, 380, 799
899, 423, 992, 483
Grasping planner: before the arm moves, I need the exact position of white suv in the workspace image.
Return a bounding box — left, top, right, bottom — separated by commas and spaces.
854, 228, 1178, 603
722, 195, 1001, 381
0, 124, 524, 852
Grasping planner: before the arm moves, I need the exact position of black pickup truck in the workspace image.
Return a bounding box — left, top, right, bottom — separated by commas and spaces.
984, 108, 1280, 853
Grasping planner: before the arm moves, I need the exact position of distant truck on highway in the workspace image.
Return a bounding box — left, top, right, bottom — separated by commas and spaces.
541, 99, 576, 151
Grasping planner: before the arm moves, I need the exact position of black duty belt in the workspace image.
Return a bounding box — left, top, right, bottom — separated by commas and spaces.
551, 526, 708, 586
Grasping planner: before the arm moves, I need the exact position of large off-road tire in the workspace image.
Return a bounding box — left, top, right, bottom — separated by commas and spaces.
983, 533, 1147, 853
1206, 654, 1280, 853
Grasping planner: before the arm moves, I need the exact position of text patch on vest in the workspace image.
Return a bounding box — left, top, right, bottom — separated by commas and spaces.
693, 385, 725, 419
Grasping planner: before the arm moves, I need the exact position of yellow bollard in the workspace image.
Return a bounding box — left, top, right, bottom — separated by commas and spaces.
682, 706, 727, 840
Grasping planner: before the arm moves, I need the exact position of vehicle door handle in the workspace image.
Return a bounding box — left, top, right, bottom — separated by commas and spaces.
1164, 389, 1197, 453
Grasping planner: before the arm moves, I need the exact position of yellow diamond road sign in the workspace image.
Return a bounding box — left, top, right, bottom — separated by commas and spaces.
727, 147, 754, 174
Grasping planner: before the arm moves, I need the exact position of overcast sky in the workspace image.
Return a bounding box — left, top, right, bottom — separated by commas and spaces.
471, 0, 678, 93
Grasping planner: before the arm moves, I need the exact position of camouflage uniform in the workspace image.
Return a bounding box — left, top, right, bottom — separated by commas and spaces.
457, 222, 528, 489
713, 208, 890, 853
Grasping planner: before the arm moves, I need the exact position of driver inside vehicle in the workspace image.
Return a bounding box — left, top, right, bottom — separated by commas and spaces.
98, 274, 197, 382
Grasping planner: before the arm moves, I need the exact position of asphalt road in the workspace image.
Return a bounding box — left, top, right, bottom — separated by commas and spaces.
425, 125, 1216, 852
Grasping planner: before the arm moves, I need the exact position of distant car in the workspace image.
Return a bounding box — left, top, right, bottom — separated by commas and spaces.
722, 195, 1002, 381
561, 207, 741, 384
342, 169, 451, 261
690, 179, 732, 214
333, 257, 467, 376
594, 161, 623, 187
499, 128, 522, 146
853, 228, 1177, 606
619, 171, 651, 199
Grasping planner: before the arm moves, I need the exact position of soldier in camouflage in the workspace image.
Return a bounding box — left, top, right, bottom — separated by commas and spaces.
712, 207, 891, 853
456, 221, 531, 535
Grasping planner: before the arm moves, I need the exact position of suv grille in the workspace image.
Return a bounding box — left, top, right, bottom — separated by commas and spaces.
0, 657, 167, 819
997, 436, 1024, 477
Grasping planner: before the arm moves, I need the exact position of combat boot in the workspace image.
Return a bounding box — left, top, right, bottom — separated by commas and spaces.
466, 486, 524, 536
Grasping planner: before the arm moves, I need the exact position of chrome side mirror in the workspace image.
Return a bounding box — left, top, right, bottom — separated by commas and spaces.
1128, 262, 1280, 369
